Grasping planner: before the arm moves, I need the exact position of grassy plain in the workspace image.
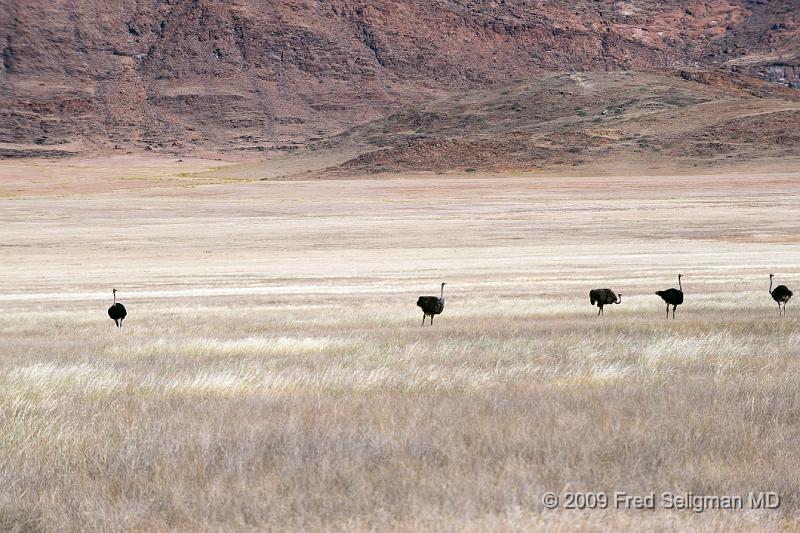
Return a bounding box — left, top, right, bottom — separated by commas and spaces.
1, 162, 799, 530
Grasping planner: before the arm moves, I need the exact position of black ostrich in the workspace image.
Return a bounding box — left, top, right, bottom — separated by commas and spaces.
656, 274, 684, 319
769, 274, 793, 317
108, 288, 127, 328
589, 288, 622, 316
417, 282, 446, 325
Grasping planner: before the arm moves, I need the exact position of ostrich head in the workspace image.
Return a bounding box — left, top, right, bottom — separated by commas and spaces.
770, 274, 774, 278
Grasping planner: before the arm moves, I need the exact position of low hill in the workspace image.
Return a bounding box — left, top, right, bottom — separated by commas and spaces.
296, 70, 800, 176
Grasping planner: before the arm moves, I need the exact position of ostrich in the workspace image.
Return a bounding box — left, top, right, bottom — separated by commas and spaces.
769, 274, 793, 316
589, 288, 622, 316
107, 289, 127, 328
655, 274, 684, 319
417, 282, 446, 325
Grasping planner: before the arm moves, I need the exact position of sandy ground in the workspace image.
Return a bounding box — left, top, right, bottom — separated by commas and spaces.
0, 154, 236, 198
1, 166, 799, 307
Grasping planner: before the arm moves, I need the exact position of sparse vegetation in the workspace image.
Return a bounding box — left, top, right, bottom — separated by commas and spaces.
1, 170, 799, 530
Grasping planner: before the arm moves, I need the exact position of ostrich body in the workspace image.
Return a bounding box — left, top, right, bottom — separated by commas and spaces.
589, 288, 622, 316
417, 282, 446, 325
108, 289, 127, 328
656, 274, 684, 319
769, 274, 793, 316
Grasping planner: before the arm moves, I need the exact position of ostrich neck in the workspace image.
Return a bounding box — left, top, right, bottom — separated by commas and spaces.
440, 285, 444, 299
770, 277, 773, 293
678, 277, 682, 291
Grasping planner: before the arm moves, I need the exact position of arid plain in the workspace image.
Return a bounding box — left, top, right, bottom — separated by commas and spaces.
1, 160, 800, 531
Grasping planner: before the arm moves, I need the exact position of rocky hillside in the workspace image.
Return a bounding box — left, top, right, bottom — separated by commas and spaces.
306, 70, 800, 176
1, 0, 798, 159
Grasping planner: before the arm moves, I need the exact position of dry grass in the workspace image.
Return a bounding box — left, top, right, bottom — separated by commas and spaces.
1, 168, 800, 530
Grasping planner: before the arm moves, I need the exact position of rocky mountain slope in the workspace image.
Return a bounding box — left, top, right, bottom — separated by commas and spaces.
1, 0, 798, 161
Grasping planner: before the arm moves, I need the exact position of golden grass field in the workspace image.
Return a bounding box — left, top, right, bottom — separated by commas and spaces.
1, 161, 799, 531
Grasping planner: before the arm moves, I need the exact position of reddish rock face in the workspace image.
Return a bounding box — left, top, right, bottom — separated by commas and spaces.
1, 0, 798, 157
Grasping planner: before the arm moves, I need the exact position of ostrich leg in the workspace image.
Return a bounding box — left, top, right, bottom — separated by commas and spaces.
422, 314, 426, 326
665, 304, 669, 319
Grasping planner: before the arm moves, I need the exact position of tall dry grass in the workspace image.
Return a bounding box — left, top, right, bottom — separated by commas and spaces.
1, 293, 799, 531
